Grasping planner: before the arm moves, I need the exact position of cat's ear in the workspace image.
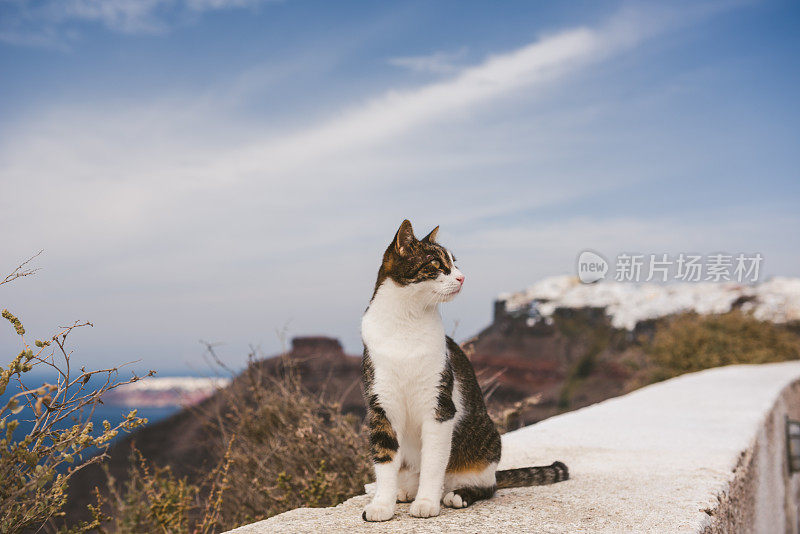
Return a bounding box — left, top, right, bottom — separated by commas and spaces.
422, 225, 439, 243
393, 219, 416, 255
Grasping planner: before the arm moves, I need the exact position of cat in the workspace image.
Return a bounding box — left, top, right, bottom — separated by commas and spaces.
360, 219, 568, 522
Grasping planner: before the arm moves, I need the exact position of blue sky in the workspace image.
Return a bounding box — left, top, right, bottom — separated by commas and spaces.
1, 0, 799, 373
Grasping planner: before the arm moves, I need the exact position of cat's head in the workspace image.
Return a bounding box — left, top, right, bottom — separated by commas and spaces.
373, 219, 464, 303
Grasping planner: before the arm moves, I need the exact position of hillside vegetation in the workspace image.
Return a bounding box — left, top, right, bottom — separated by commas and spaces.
647, 311, 800, 380
85, 355, 371, 533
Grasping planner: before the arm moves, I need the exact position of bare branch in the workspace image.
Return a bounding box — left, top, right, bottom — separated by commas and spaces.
1, 250, 43, 287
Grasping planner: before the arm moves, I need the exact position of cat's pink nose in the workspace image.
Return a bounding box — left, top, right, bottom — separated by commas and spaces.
456, 274, 465, 285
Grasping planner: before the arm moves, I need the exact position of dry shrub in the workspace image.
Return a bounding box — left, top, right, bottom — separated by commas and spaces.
93, 350, 371, 532
98, 442, 232, 534
0, 255, 149, 534
208, 354, 371, 528
647, 310, 800, 381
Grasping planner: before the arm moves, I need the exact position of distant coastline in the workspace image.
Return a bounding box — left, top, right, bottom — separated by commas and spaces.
102, 376, 231, 408
0, 374, 226, 450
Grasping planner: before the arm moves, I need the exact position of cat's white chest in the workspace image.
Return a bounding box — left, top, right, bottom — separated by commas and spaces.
361, 304, 448, 429
361, 306, 445, 360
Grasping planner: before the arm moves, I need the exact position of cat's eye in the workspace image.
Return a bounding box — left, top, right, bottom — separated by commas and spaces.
430, 260, 441, 269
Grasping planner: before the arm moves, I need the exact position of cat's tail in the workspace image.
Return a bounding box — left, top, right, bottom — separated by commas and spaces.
495, 461, 569, 488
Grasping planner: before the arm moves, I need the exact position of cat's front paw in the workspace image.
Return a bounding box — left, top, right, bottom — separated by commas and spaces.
362, 502, 395, 522
409, 497, 440, 518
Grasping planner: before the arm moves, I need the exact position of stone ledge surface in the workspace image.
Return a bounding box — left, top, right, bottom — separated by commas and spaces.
226, 362, 800, 533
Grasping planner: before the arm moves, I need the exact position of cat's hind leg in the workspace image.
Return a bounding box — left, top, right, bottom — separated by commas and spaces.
397, 467, 419, 502
442, 485, 496, 508
442, 463, 497, 508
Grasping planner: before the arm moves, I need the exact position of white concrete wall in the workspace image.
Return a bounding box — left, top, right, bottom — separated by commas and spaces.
226, 362, 800, 534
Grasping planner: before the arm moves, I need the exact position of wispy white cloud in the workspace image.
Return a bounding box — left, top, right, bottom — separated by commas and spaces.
1, 24, 618, 247
212, 26, 614, 180
388, 48, 468, 75
210, 2, 736, 184
0, 0, 279, 46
